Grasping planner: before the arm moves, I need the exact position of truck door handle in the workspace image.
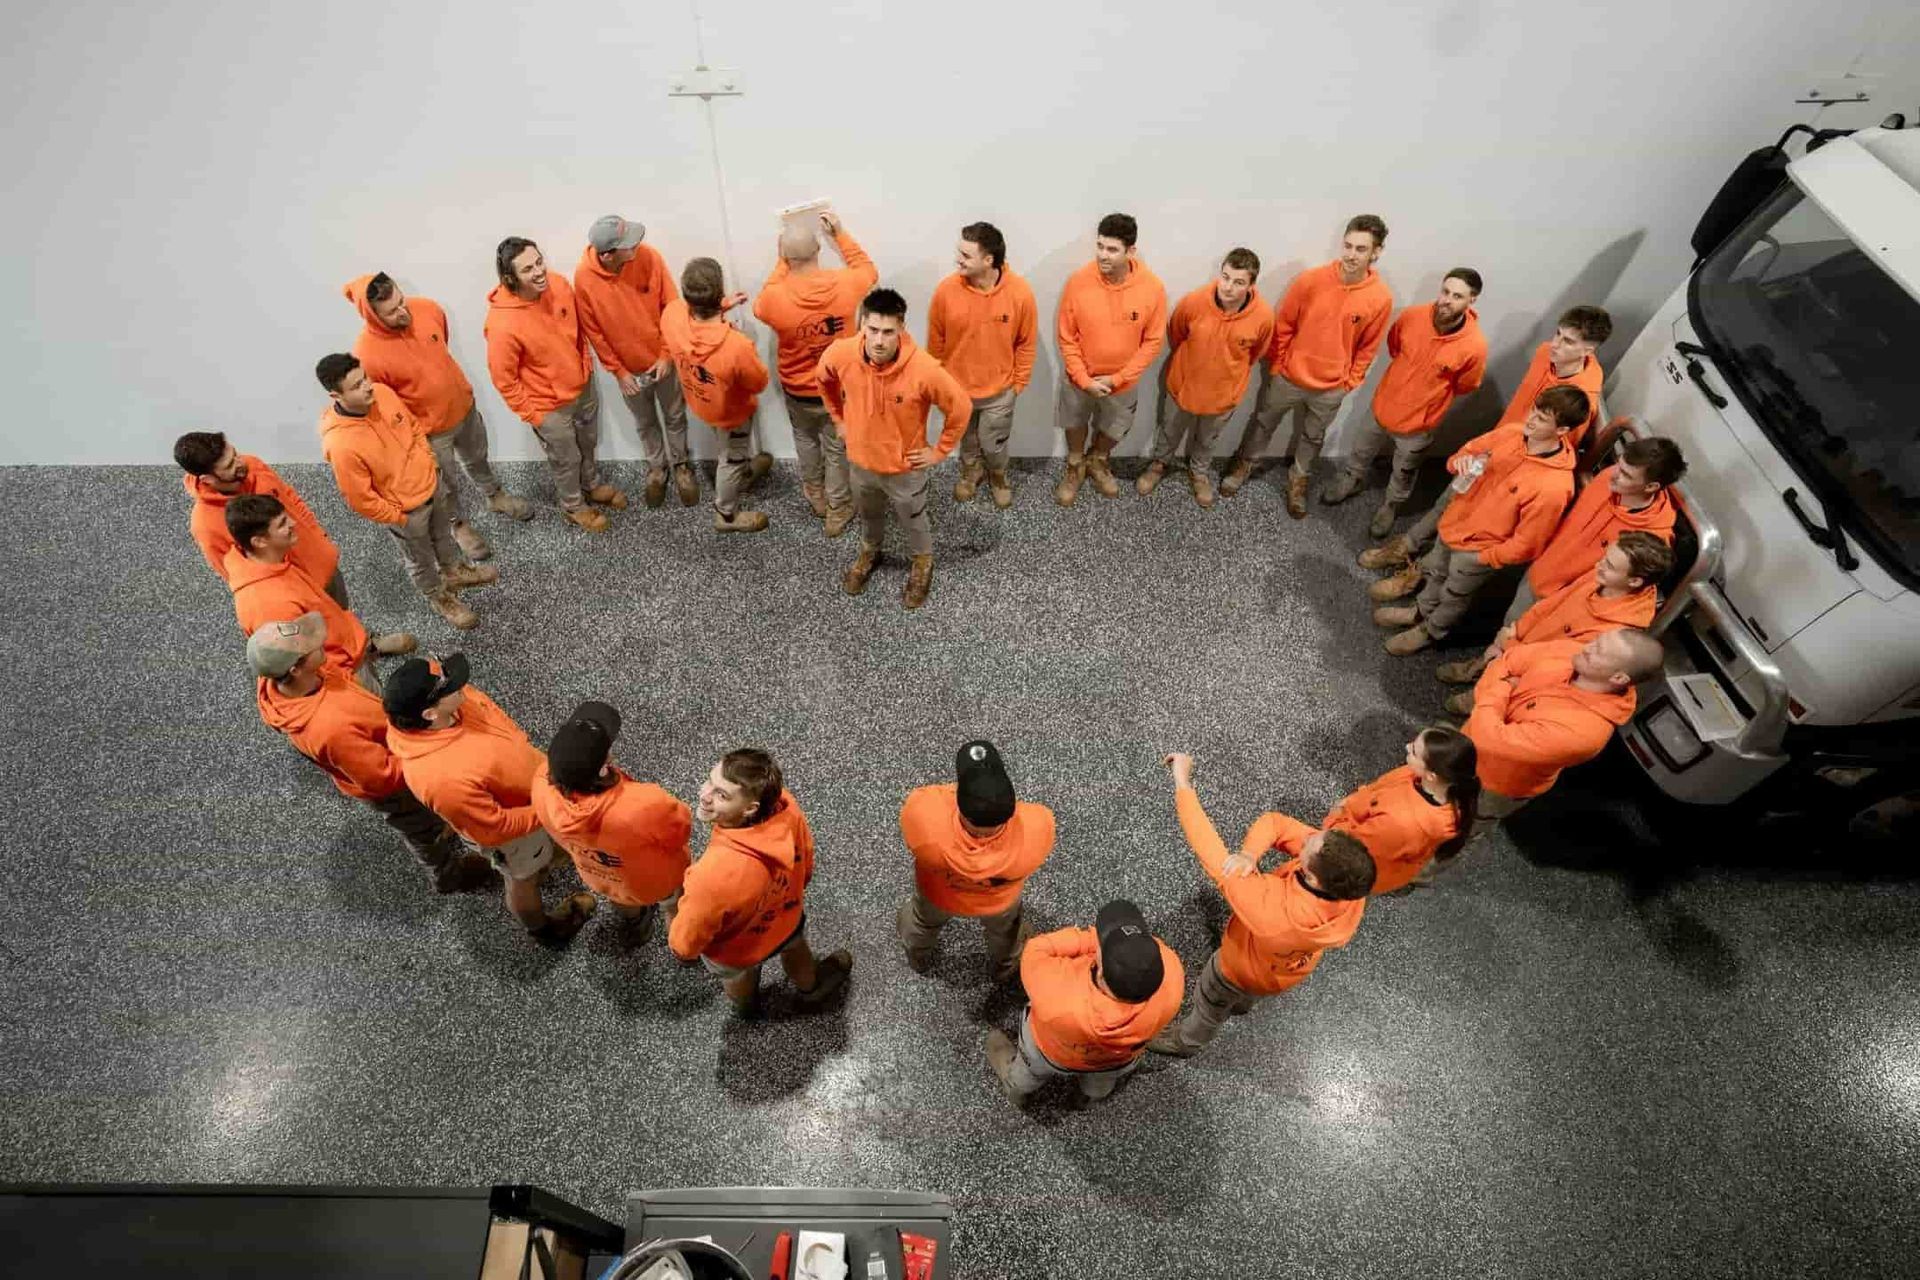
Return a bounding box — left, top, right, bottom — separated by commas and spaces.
1783, 487, 1860, 571
1674, 342, 1729, 409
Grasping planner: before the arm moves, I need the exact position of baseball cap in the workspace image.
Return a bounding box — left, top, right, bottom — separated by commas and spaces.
247, 611, 327, 678
382, 653, 471, 723
1095, 900, 1164, 1003
588, 215, 646, 255
548, 700, 622, 791
955, 740, 1015, 827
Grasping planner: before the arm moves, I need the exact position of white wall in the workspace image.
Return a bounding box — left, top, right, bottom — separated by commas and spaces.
3, 0, 1916, 465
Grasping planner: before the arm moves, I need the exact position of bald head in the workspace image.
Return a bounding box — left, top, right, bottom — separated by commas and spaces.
779, 223, 821, 265
1574, 627, 1665, 691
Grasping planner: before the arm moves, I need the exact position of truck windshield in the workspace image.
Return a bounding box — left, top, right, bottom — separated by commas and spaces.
1688, 180, 1920, 586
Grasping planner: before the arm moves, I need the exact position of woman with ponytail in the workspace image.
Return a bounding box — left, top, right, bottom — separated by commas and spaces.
1323, 727, 1480, 893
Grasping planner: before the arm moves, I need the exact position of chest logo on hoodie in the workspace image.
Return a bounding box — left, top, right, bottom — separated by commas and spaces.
1129, 311, 1140, 321
694, 365, 716, 385
996, 313, 1010, 324
894, 394, 904, 404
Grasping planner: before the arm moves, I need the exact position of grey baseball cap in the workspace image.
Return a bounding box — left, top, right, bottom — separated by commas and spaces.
588, 215, 646, 254
247, 611, 327, 678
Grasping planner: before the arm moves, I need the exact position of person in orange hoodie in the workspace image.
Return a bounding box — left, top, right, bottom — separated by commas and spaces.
927, 221, 1037, 511
1149, 752, 1375, 1058
250, 612, 492, 894
1326, 727, 1480, 895
315, 353, 496, 630
1053, 212, 1167, 506
817, 288, 972, 610
669, 749, 852, 1014
346, 271, 532, 560
224, 493, 413, 692
1464, 627, 1663, 822
1372, 385, 1585, 655
174, 430, 343, 600
1439, 531, 1673, 708
1326, 269, 1488, 538
1222, 215, 1395, 517
384, 654, 596, 944
984, 899, 1183, 1109
1500, 306, 1612, 447
572, 215, 703, 510
1138, 248, 1273, 509
897, 740, 1056, 981
661, 258, 772, 534
753, 211, 876, 535
531, 700, 693, 945
484, 237, 625, 532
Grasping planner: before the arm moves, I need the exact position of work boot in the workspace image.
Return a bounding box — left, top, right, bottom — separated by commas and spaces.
823, 505, 854, 539
713, 510, 769, 533
1218, 459, 1253, 497
1368, 503, 1398, 539
796, 950, 853, 1005
430, 849, 495, 893
1358, 534, 1414, 570
953, 459, 984, 502
1444, 690, 1476, 716
895, 901, 933, 974
452, 521, 492, 562
903, 554, 934, 610
1321, 471, 1364, 505
1385, 623, 1435, 656
442, 562, 498, 590
486, 491, 533, 521
1147, 1029, 1202, 1058
565, 506, 610, 533
842, 542, 880, 595
984, 1028, 1027, 1105
674, 463, 700, 506
533, 892, 597, 947
987, 469, 1013, 509
1373, 604, 1419, 629
803, 482, 829, 518
428, 590, 479, 630
1054, 459, 1086, 506
1435, 657, 1485, 685
1136, 460, 1167, 495
371, 632, 417, 656
1086, 454, 1120, 498
615, 903, 660, 947
1189, 468, 1216, 509
587, 483, 628, 510
1286, 473, 1310, 519
749, 451, 774, 483
1368, 563, 1424, 602
642, 467, 668, 508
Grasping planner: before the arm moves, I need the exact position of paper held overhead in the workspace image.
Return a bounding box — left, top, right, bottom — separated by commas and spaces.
778, 198, 835, 234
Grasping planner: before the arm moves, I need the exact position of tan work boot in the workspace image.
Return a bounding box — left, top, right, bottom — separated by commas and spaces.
1373, 604, 1419, 629
1136, 460, 1167, 495
1286, 473, 1310, 519
1358, 535, 1414, 570
750, 451, 774, 482
428, 589, 478, 630
1444, 690, 1476, 716
802, 482, 829, 518
987, 469, 1013, 509
984, 1028, 1028, 1105
565, 506, 610, 533
1368, 503, 1398, 539
823, 504, 854, 539
1190, 468, 1216, 509
371, 631, 417, 656
1369, 563, 1423, 602
674, 463, 700, 506
713, 510, 769, 533
533, 892, 598, 947
842, 542, 880, 595
1054, 458, 1086, 507
486, 491, 533, 521
442, 562, 498, 590
903, 554, 934, 610
795, 950, 853, 1006
1385, 622, 1435, 656
1148, 1028, 1202, 1058
587, 483, 629, 510
1086, 453, 1120, 498
642, 467, 668, 508
452, 521, 492, 562
1218, 459, 1254, 497
896, 901, 934, 974
953, 459, 984, 502
1436, 657, 1486, 685
1321, 471, 1364, 505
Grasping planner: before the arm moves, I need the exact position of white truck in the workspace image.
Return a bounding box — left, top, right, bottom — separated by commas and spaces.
1598, 121, 1920, 823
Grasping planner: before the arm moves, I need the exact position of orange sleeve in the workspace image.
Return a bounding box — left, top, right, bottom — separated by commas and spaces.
1177, 789, 1313, 921
833, 230, 877, 289
191, 521, 225, 580
261, 466, 326, 541
1385, 311, 1406, 361
312, 729, 401, 797
733, 332, 770, 396
667, 863, 731, 960
816, 348, 846, 422
654, 249, 679, 305
444, 778, 542, 847
575, 286, 628, 381
1466, 698, 1589, 771
487, 329, 537, 423
1477, 481, 1571, 568
1347, 299, 1390, 389
1266, 280, 1304, 372
751, 268, 786, 325
1455, 342, 1486, 395
926, 361, 973, 460
1167, 294, 1193, 348
1447, 426, 1504, 469
1114, 283, 1167, 391
1056, 289, 1090, 389
925, 285, 949, 363
1472, 650, 1521, 721
1020, 926, 1097, 995
1238, 810, 1313, 859
325, 444, 407, 527
1011, 285, 1037, 392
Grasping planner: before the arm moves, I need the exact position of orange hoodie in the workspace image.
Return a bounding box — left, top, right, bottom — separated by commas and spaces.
1020, 926, 1184, 1072
483, 276, 592, 426
1055, 258, 1167, 393
1526, 465, 1677, 596
816, 332, 972, 475
387, 686, 545, 847
668, 791, 815, 969
752, 229, 878, 397
1165, 284, 1274, 416
659, 299, 770, 430
345, 278, 475, 436
185, 457, 339, 587
1502, 342, 1604, 446
1514, 569, 1657, 648
1176, 789, 1366, 995
257, 670, 405, 802
1267, 261, 1394, 391
898, 784, 1055, 916
1323, 766, 1460, 896
1370, 304, 1488, 433
1466, 639, 1637, 799
530, 765, 693, 907
925, 267, 1038, 398
572, 244, 679, 380
317, 384, 439, 527
224, 547, 367, 679
1437, 423, 1577, 567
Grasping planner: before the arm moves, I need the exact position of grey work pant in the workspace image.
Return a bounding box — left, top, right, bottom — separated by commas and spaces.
1406, 487, 1457, 555
323, 568, 351, 611
623, 374, 690, 470
1503, 576, 1540, 626
1151, 405, 1230, 471
364, 786, 458, 864
785, 393, 852, 510
1415, 538, 1501, 642
851, 462, 933, 556
1342, 417, 1437, 508
389, 497, 459, 595
1055, 379, 1141, 449
898, 889, 1028, 971
1006, 1010, 1139, 1102
713, 426, 756, 517
956, 387, 1018, 473
426, 406, 503, 524
1237, 368, 1347, 479
531, 385, 601, 511
1168, 950, 1262, 1052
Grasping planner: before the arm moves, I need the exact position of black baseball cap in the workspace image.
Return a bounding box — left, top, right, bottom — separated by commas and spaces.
382, 653, 470, 723
1095, 900, 1164, 1003
955, 739, 1015, 827
548, 700, 622, 791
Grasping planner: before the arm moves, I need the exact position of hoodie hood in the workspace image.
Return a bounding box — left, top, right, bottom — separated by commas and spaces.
938, 804, 1035, 885
662, 302, 731, 363
710, 794, 803, 874
1266, 863, 1368, 947
852, 329, 924, 423
184, 470, 238, 508
223, 547, 292, 594
1083, 939, 1184, 1041
487, 282, 538, 312
344, 274, 396, 335
256, 674, 324, 734
386, 718, 465, 764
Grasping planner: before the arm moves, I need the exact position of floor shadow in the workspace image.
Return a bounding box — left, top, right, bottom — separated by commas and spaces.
581, 923, 717, 1020
448, 890, 573, 986
714, 992, 851, 1104
1029, 1067, 1222, 1214
321, 822, 445, 927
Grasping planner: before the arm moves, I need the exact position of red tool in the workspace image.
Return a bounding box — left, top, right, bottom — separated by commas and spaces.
768, 1230, 793, 1280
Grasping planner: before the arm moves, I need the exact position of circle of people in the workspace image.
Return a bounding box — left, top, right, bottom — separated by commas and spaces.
175, 209, 1692, 1107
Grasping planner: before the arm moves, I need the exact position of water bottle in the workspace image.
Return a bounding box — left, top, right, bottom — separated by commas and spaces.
1450, 452, 1488, 494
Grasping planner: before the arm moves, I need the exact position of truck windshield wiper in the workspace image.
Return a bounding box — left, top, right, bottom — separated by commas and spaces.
1782, 487, 1860, 571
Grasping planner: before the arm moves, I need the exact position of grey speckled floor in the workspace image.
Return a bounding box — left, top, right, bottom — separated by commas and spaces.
3, 455, 1919, 1280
